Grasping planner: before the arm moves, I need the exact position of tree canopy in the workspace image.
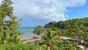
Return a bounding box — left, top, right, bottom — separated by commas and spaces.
0, 0, 21, 44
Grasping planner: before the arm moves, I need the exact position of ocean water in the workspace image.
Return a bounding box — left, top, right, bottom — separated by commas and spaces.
20, 27, 35, 38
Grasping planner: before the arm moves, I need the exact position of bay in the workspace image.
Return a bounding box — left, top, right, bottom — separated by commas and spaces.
20, 27, 35, 38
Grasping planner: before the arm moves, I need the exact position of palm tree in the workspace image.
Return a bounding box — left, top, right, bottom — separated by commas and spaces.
38, 28, 59, 50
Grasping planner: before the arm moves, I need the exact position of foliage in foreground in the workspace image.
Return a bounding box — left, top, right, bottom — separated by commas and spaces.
0, 42, 83, 50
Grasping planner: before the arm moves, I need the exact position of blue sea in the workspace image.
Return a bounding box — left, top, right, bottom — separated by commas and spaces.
20, 27, 35, 37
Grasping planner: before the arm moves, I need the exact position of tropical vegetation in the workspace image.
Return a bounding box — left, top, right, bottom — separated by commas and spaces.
0, 0, 88, 50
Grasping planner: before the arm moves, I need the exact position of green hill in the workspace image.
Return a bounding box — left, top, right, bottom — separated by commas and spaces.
44, 17, 88, 40
45, 17, 88, 29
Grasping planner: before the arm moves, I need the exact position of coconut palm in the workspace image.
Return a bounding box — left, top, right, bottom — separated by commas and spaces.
38, 28, 59, 50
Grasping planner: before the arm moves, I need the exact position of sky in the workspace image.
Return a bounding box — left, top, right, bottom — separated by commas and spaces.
0, 0, 88, 27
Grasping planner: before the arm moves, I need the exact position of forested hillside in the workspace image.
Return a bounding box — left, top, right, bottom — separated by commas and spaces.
32, 17, 88, 50
45, 17, 88, 29
44, 17, 88, 46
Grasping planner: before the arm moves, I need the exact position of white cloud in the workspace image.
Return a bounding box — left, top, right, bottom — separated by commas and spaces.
0, 0, 87, 21
0, 0, 2, 4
